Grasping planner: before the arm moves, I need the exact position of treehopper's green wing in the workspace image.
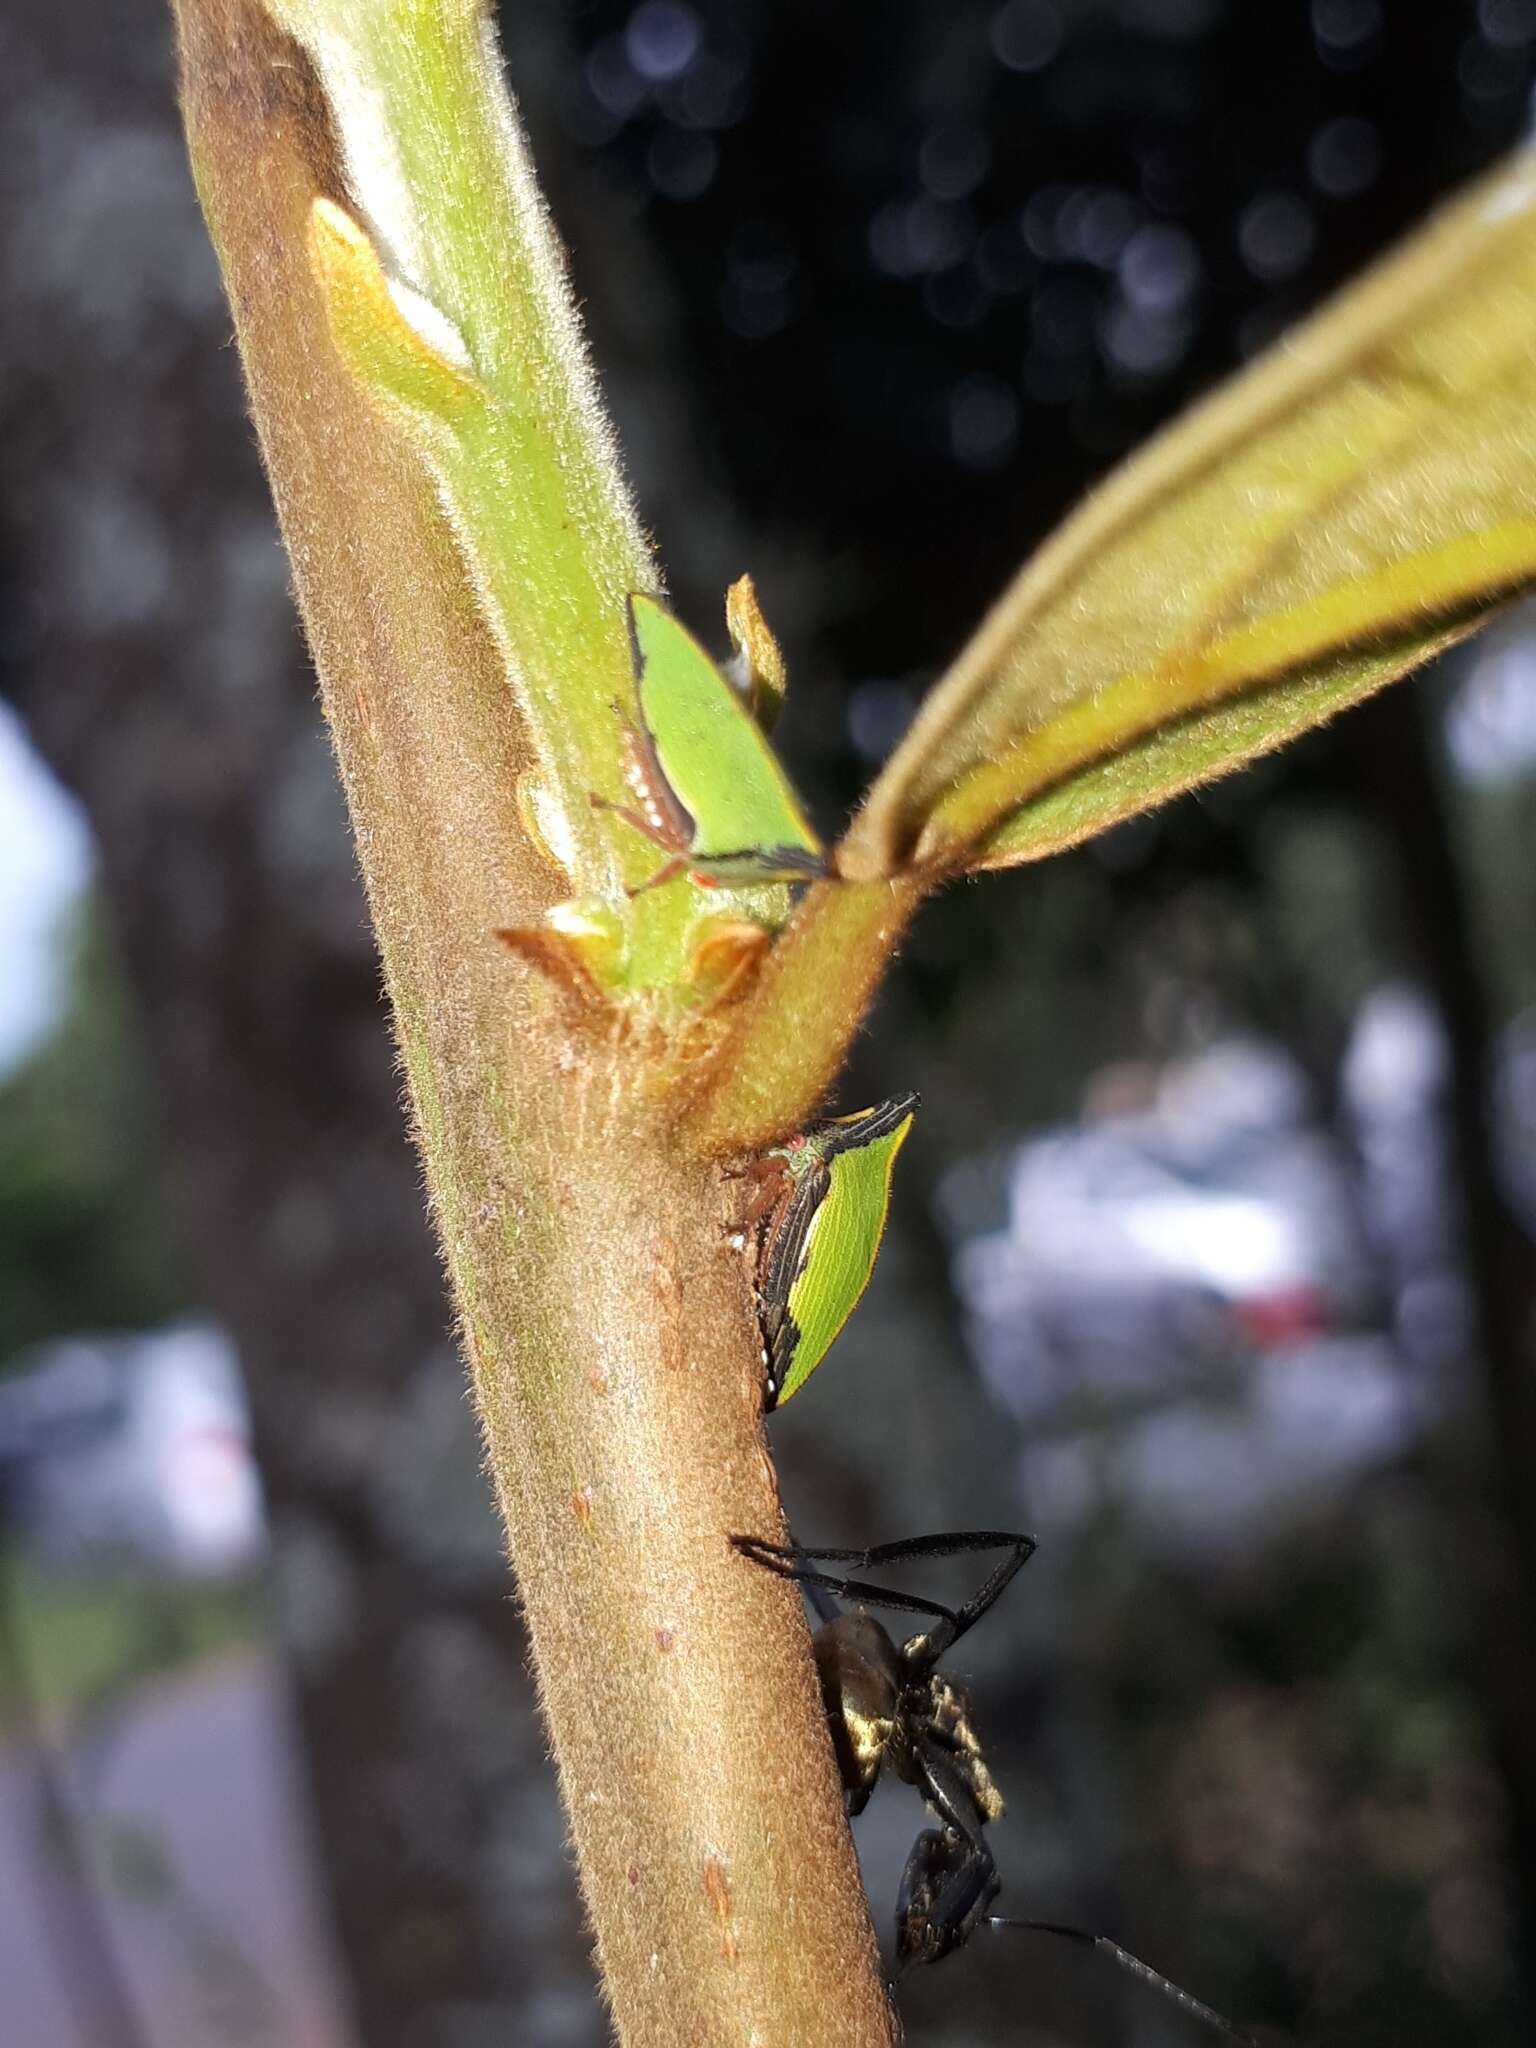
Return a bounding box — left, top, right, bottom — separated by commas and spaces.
615, 595, 826, 892
758, 1094, 918, 1409
840, 147, 1536, 879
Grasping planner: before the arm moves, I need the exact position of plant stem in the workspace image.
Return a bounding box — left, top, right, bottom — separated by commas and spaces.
169, 2, 897, 2038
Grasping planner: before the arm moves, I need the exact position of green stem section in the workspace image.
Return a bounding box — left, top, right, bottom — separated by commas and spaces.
169, 2, 897, 2040
278, 0, 789, 985
271, 0, 650, 885
683, 875, 931, 1156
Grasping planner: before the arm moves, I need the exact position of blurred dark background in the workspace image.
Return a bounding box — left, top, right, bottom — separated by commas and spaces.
2, 1, 1535, 2043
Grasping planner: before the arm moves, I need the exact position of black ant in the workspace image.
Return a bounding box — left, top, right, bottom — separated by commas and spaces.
735, 1529, 1259, 2044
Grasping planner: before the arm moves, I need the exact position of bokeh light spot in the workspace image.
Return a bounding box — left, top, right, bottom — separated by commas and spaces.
1480, 0, 1536, 46
1020, 183, 1072, 259
625, 1, 702, 85
659, 52, 750, 131
1118, 221, 1201, 312
947, 372, 1021, 469
869, 196, 975, 277
1307, 114, 1382, 197
1062, 187, 1141, 268
846, 680, 917, 762
1238, 192, 1316, 281
1458, 30, 1529, 104
1102, 302, 1191, 378
1311, 0, 1382, 60
991, 0, 1063, 74
585, 37, 647, 120
646, 125, 717, 201
722, 223, 798, 338
919, 124, 992, 201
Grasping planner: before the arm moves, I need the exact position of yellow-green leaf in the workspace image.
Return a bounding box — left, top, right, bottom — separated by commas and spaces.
842, 147, 1536, 878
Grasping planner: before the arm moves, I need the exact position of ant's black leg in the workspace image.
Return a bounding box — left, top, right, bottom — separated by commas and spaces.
910, 1732, 992, 1847
733, 1531, 1036, 1650
795, 1530, 1037, 1663
800, 1570, 841, 1630
732, 1535, 963, 1633
733, 1535, 843, 1627
934, 1530, 1037, 1659
756, 1530, 1034, 1577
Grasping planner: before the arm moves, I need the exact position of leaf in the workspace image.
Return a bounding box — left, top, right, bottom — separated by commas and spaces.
842, 148, 1536, 878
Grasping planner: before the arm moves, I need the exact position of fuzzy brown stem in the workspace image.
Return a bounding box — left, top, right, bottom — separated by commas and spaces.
168, 3, 896, 2039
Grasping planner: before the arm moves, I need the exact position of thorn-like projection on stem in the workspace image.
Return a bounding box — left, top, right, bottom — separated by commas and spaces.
723, 573, 788, 733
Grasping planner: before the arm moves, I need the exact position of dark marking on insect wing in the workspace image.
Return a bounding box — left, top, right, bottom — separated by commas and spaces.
816, 1093, 920, 1160
622, 710, 696, 853
758, 1159, 829, 1404
587, 675, 698, 891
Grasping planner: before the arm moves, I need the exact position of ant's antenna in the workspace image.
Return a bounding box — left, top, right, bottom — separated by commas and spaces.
986, 1918, 1260, 2046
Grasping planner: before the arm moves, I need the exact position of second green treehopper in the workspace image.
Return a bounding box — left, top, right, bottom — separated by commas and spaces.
744, 1093, 918, 1409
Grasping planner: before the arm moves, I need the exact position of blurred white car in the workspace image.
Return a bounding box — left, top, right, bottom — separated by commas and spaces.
945, 1023, 1486, 1554
0, 1322, 264, 1577
954, 1039, 1366, 1423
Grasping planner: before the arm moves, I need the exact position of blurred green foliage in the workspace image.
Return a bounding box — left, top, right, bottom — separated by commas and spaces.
0, 905, 181, 1369
0, 1548, 259, 1735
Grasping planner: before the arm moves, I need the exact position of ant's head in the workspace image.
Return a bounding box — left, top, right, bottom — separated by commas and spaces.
897, 1835, 1263, 2042
895, 1827, 1000, 1969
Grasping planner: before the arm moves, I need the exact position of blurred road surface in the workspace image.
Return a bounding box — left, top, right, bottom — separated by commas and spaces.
0, 1649, 356, 2048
